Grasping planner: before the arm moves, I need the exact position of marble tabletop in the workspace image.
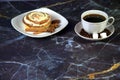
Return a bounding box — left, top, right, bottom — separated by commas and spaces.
0, 0, 120, 80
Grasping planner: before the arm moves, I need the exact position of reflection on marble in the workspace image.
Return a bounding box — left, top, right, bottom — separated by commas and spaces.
0, 0, 120, 80
52, 37, 84, 52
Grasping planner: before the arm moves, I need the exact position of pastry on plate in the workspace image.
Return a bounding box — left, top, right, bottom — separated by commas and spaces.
23, 11, 52, 34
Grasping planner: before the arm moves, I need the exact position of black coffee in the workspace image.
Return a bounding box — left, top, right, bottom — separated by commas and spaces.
83, 14, 106, 22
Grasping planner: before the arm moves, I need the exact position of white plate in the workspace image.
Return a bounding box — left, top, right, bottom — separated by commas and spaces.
74, 22, 115, 41
11, 7, 68, 38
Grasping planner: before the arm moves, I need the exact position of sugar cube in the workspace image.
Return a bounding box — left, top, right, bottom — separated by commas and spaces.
100, 33, 107, 38
92, 33, 98, 39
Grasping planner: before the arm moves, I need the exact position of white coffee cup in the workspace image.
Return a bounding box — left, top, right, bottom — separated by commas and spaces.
81, 10, 115, 34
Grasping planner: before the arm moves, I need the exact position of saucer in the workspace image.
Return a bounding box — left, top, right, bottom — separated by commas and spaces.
74, 22, 115, 41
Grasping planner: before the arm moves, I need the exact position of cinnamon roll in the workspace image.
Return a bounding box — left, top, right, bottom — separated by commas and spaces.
23, 11, 51, 33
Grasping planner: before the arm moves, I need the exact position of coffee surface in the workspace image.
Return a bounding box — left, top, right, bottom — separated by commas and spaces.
83, 14, 106, 22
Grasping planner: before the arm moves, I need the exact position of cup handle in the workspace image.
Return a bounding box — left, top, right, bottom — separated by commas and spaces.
107, 17, 115, 27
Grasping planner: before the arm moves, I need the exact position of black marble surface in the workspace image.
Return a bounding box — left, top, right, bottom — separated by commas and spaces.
0, 0, 120, 80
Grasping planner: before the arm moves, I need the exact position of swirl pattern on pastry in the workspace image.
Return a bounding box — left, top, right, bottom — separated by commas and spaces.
23, 11, 51, 28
